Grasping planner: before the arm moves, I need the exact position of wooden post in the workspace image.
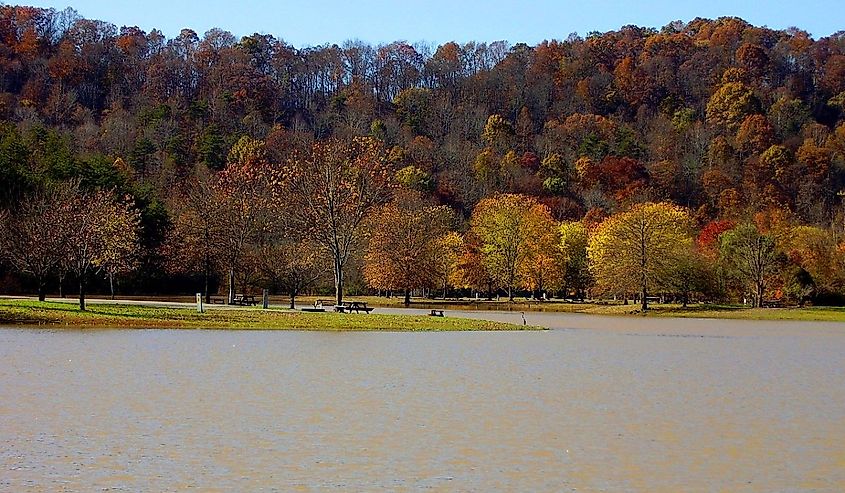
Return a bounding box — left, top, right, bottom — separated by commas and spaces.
263, 289, 269, 309
196, 293, 204, 313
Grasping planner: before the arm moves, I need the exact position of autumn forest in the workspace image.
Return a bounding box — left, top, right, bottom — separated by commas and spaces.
2, 5, 845, 309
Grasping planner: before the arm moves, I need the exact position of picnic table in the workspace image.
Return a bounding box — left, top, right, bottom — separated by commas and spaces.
301, 299, 327, 312
334, 301, 374, 314
232, 294, 257, 306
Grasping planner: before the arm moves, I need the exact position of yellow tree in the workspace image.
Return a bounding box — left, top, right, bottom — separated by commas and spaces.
588, 202, 692, 310
520, 209, 562, 298
363, 195, 453, 306
470, 193, 555, 300
559, 221, 591, 299
433, 231, 464, 299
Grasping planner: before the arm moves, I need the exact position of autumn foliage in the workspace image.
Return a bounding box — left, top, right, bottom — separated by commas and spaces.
2, 9, 845, 307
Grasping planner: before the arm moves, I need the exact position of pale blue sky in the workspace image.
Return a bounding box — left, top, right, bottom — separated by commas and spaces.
21, 0, 845, 45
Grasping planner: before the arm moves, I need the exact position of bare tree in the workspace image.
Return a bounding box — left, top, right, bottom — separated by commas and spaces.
286, 137, 394, 305
0, 183, 75, 301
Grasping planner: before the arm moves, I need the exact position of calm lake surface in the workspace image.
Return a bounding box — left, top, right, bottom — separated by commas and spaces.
2, 318, 844, 492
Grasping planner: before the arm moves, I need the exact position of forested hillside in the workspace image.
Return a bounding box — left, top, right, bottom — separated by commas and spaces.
1, 5, 845, 307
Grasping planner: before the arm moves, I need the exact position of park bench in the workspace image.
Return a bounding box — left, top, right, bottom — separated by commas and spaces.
429, 309, 444, 317
334, 301, 373, 314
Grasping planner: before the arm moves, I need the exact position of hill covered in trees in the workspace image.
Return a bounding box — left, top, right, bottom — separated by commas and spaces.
1, 5, 845, 307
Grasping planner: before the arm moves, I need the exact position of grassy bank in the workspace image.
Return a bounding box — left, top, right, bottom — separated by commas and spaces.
480, 300, 845, 322
300, 295, 845, 322
0, 300, 536, 331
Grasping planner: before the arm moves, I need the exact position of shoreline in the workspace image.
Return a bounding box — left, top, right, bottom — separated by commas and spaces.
0, 296, 845, 322
0, 299, 539, 331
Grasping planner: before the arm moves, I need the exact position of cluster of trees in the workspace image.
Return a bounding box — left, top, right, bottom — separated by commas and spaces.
2, 6, 845, 307
0, 181, 139, 308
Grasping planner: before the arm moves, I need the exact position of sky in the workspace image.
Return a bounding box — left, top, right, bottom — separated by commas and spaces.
19, 0, 845, 46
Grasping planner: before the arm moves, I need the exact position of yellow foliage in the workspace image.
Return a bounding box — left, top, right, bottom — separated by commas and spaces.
587, 202, 692, 303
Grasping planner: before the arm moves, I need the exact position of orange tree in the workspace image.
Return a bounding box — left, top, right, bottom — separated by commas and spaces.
363, 193, 453, 306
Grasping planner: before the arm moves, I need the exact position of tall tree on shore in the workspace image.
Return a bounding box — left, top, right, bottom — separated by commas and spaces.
286, 137, 394, 305
96, 194, 141, 299
65, 188, 140, 310
588, 202, 692, 311
470, 193, 556, 301
0, 183, 75, 301
161, 166, 224, 303
258, 238, 326, 309
363, 193, 453, 306
719, 223, 780, 307
214, 136, 278, 304
558, 221, 591, 300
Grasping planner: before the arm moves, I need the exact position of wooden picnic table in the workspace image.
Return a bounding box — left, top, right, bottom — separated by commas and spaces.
232, 294, 257, 306
334, 301, 373, 314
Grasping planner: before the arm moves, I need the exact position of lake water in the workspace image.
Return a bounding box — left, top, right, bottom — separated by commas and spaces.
1, 318, 844, 492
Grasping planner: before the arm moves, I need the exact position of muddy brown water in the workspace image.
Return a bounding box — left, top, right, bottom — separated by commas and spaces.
1, 316, 844, 492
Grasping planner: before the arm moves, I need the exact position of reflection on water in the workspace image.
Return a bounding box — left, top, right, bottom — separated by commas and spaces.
1, 325, 844, 491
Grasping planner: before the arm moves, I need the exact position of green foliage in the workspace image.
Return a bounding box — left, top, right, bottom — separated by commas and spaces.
198, 125, 226, 170
396, 165, 433, 192
543, 177, 567, 195
393, 88, 432, 135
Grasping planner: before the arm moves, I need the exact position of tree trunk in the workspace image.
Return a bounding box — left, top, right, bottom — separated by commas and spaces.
109, 271, 115, 300
642, 288, 648, 311
37, 278, 46, 302
289, 291, 296, 310
334, 257, 344, 305
228, 266, 235, 305
58, 273, 64, 298
508, 285, 513, 301
203, 261, 210, 304
404, 288, 411, 307
756, 281, 764, 308
79, 274, 86, 311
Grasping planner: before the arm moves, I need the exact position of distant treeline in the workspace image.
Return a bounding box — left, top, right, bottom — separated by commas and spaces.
1, 6, 845, 307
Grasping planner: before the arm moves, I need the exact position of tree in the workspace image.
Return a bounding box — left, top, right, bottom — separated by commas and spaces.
161, 166, 223, 303
0, 183, 75, 301
520, 208, 562, 299
706, 78, 759, 132
719, 223, 779, 307
559, 221, 591, 299
588, 202, 692, 310
96, 194, 141, 299
65, 188, 140, 310
363, 195, 452, 306
470, 194, 556, 301
259, 239, 326, 309
214, 136, 277, 304
286, 137, 394, 305
433, 231, 464, 299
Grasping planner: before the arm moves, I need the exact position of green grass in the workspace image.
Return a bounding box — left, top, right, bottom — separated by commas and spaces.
0, 300, 537, 331
306, 296, 845, 322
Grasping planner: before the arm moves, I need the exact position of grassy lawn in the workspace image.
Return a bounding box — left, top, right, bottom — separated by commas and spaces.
301, 295, 845, 321
0, 299, 536, 331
